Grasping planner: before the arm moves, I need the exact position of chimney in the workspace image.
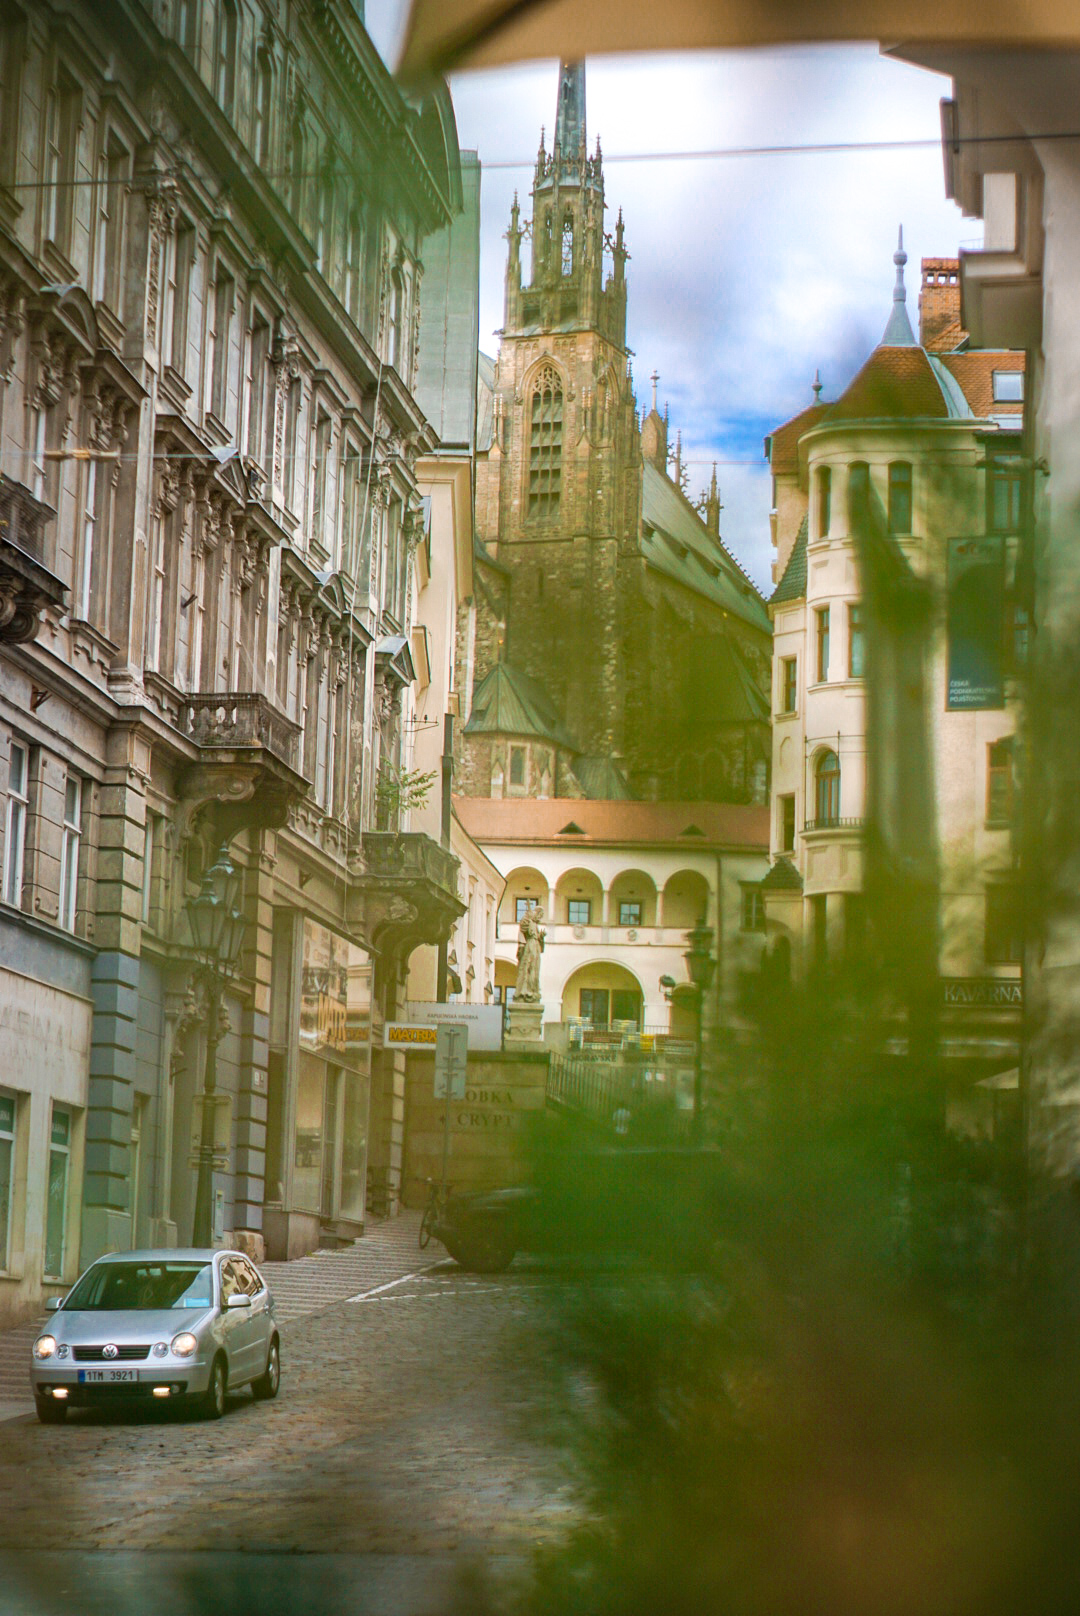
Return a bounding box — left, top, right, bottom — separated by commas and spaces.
919, 257, 967, 352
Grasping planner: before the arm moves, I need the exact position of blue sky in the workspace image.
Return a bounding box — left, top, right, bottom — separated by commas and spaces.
367, 6, 972, 590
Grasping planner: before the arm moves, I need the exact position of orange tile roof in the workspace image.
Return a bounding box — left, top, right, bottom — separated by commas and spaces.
453, 796, 770, 851
766, 403, 829, 475
939, 350, 1026, 420
827, 345, 949, 422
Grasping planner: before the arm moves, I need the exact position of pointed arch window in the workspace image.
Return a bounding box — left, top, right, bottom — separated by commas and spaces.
561, 215, 574, 276
528, 365, 563, 520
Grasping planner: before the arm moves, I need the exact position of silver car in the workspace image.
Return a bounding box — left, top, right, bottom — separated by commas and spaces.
29, 1248, 280, 1424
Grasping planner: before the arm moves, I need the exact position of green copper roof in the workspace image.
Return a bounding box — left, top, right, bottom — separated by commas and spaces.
771, 514, 808, 606
640, 462, 771, 634
572, 755, 634, 800
464, 662, 576, 748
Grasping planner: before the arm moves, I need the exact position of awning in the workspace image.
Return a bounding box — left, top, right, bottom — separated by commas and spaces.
397, 0, 1080, 79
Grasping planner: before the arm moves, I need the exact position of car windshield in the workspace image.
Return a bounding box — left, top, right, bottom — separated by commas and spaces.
62, 1261, 214, 1312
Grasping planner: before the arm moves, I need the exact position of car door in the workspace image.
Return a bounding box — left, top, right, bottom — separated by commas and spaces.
238, 1257, 272, 1373
218, 1256, 259, 1384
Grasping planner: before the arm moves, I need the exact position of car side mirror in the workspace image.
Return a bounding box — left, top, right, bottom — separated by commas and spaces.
225, 1293, 252, 1309
44, 1296, 63, 1313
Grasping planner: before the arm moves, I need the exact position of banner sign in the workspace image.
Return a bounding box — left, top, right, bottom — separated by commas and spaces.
385, 1024, 439, 1048
406, 1001, 504, 1052
947, 535, 1005, 710
942, 977, 1022, 1009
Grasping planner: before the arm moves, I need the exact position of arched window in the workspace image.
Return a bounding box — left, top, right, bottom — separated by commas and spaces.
253, 50, 272, 167
213, 0, 237, 115
561, 215, 574, 276
888, 460, 912, 534
528, 365, 563, 519
815, 749, 841, 826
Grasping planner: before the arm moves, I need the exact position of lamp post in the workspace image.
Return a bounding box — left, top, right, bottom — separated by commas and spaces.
684, 921, 716, 1144
185, 846, 246, 1248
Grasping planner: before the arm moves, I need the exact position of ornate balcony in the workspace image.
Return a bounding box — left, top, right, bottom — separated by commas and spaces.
348, 831, 465, 972
0, 477, 66, 644
177, 692, 307, 842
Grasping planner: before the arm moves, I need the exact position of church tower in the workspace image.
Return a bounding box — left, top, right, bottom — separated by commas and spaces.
477, 62, 642, 766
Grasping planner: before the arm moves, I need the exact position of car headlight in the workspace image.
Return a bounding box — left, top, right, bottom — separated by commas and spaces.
152, 1342, 169, 1358
33, 1335, 56, 1359
171, 1332, 198, 1357
56, 1343, 69, 1359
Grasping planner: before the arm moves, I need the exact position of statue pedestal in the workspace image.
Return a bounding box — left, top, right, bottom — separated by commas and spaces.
505, 1000, 544, 1046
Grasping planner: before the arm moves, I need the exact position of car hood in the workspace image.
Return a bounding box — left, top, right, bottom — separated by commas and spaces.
42, 1308, 216, 1345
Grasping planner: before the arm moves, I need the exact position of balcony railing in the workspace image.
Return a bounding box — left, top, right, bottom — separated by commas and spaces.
361, 830, 460, 897
803, 816, 865, 834
182, 693, 301, 773
0, 477, 51, 564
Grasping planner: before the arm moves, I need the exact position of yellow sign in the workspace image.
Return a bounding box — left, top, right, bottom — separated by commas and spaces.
385, 1024, 438, 1047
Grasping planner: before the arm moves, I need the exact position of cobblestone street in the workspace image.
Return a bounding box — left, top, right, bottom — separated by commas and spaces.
0, 1235, 581, 1615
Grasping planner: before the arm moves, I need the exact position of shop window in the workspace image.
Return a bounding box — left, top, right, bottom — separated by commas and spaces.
44, 1107, 71, 1279
986, 884, 1022, 964
567, 898, 591, 926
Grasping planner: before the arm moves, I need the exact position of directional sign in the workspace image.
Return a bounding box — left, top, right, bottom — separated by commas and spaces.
434, 1021, 468, 1100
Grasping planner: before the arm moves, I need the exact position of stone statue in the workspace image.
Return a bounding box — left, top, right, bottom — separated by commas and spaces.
514, 903, 545, 1002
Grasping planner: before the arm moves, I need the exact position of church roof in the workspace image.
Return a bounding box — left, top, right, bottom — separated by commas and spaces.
571, 755, 634, 799
640, 461, 770, 633
771, 514, 808, 605
414, 153, 481, 447
476, 351, 496, 451
454, 795, 770, 851
463, 662, 576, 749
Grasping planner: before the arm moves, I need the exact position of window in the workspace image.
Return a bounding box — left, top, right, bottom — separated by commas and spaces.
253, 50, 272, 166
848, 602, 865, 679
515, 897, 532, 923
92, 137, 129, 313
987, 738, 1014, 825
992, 370, 1024, 403
311, 412, 331, 551
76, 458, 97, 621
165, 220, 194, 376
387, 266, 403, 368
1011, 601, 1030, 670
528, 365, 563, 520
0, 1089, 14, 1271
209, 270, 234, 423
344, 212, 363, 321
780, 656, 797, 713
3, 742, 28, 908
43, 77, 79, 254
59, 775, 82, 932
284, 376, 301, 510
888, 461, 913, 534
567, 899, 591, 927
814, 750, 841, 826
146, 510, 167, 672
290, 117, 306, 225
246, 317, 271, 466
315, 180, 333, 279
29, 406, 47, 502
44, 1107, 71, 1279
213, 0, 237, 114
815, 606, 830, 682
779, 793, 795, 853
579, 988, 608, 1026
987, 451, 1024, 534
509, 746, 526, 789
619, 901, 642, 927
816, 466, 831, 537
561, 215, 573, 275
986, 884, 1022, 965
141, 813, 159, 926
741, 886, 765, 932
177, 0, 196, 53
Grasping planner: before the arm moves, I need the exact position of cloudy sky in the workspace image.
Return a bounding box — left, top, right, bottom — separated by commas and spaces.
367, 6, 974, 591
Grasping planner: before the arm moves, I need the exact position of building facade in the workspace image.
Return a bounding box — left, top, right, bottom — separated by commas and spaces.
762, 241, 1025, 1080
455, 62, 772, 808
0, 0, 466, 1319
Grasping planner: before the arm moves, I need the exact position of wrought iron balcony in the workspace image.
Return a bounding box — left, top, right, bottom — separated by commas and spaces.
182, 693, 301, 773
803, 816, 865, 834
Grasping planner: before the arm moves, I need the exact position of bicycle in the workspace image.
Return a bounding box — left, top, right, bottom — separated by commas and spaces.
419, 1176, 451, 1249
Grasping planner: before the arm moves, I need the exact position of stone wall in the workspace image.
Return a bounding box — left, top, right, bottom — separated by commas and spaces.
401, 1049, 550, 1207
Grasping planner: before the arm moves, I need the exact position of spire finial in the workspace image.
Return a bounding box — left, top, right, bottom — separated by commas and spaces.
893, 225, 907, 304
650, 370, 659, 412
710, 462, 718, 499
881, 223, 916, 345
812, 368, 822, 403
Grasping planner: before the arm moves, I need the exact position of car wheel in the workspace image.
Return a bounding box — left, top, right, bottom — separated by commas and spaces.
35, 1396, 66, 1425
252, 1337, 280, 1401
202, 1355, 227, 1420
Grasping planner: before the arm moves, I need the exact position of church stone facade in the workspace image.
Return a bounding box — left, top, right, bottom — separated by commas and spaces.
457, 64, 772, 808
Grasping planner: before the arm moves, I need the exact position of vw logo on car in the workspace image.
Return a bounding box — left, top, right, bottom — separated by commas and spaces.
102, 1343, 118, 1359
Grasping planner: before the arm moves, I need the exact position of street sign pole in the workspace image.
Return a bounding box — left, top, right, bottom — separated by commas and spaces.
434, 1022, 468, 1197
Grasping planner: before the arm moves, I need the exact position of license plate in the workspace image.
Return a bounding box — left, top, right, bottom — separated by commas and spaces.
77, 1368, 138, 1383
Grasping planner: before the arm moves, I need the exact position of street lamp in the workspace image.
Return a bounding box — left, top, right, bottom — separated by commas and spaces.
185, 846, 246, 1247
684, 922, 716, 1144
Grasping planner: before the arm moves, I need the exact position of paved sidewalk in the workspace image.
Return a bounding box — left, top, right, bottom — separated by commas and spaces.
0, 1210, 439, 1421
